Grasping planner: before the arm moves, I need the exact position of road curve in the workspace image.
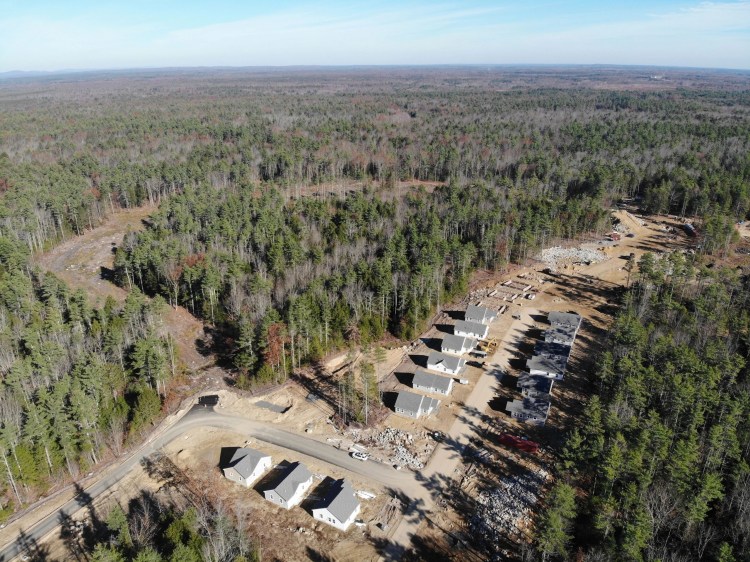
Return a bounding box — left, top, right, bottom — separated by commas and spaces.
0, 406, 425, 561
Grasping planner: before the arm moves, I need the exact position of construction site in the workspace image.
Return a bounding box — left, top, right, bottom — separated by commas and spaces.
2, 207, 711, 562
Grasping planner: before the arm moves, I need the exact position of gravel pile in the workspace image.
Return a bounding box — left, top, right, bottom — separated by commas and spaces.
369, 427, 414, 446
613, 222, 631, 234
470, 468, 549, 552
359, 427, 427, 469
392, 445, 425, 469
538, 246, 608, 269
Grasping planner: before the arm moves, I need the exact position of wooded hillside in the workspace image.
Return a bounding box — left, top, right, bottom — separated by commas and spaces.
536, 257, 750, 561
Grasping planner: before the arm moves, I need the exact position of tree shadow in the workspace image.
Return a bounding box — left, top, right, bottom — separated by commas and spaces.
488, 396, 510, 413
99, 265, 116, 282
14, 528, 52, 562
305, 546, 336, 562
508, 357, 527, 371
58, 510, 87, 562
501, 372, 519, 390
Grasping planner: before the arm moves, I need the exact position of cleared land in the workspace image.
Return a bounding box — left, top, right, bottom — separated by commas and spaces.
33, 206, 209, 370
9, 207, 706, 560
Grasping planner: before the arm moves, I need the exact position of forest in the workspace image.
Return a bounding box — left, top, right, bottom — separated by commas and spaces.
0, 68, 749, 557
535, 255, 750, 561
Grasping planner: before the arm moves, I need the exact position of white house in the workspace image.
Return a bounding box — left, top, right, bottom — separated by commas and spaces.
312, 479, 361, 531
441, 334, 475, 355
263, 462, 313, 509
426, 351, 465, 376
412, 368, 454, 396
222, 448, 272, 487
454, 320, 489, 340
465, 304, 497, 325
394, 390, 441, 419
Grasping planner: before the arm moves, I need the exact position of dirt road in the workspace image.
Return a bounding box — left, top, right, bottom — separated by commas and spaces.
33, 206, 209, 370
2, 404, 429, 562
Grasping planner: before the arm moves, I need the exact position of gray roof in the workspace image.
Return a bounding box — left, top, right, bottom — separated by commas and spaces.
270, 462, 312, 502
506, 397, 551, 421
442, 334, 475, 353
548, 311, 582, 330
427, 351, 465, 373
394, 390, 440, 415
226, 447, 270, 479
544, 324, 577, 346
527, 342, 570, 376
412, 369, 453, 393
318, 479, 359, 522
465, 304, 496, 325
517, 373, 553, 398
454, 320, 488, 338
534, 341, 571, 358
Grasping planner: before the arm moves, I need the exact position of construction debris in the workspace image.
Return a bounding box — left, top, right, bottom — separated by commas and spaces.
537, 246, 608, 269
469, 467, 550, 556
352, 427, 432, 469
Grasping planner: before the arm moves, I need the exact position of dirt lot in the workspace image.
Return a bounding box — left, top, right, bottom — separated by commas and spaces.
33, 206, 210, 370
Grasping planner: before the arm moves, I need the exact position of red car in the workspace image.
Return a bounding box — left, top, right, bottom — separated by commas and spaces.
498, 433, 540, 454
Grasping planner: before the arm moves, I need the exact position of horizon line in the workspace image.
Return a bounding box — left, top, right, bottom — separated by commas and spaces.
2, 62, 750, 78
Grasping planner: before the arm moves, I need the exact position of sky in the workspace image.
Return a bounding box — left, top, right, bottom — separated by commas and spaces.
0, 0, 748, 72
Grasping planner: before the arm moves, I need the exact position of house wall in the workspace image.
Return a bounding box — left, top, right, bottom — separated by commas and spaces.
529, 368, 563, 380
312, 503, 361, 531
249, 458, 272, 484
455, 328, 487, 340
263, 478, 312, 510
395, 406, 419, 419
222, 467, 249, 487
413, 383, 435, 394
287, 479, 312, 508
442, 343, 470, 354
429, 363, 458, 375
263, 489, 290, 509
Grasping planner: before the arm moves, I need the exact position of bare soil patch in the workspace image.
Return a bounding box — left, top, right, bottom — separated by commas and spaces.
33, 206, 209, 370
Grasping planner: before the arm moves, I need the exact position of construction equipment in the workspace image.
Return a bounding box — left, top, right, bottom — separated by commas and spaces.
477, 338, 498, 354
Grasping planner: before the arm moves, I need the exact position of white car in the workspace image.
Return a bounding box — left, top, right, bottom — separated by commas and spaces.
351, 451, 369, 461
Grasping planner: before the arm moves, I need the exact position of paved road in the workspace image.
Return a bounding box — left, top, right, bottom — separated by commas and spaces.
0, 406, 426, 562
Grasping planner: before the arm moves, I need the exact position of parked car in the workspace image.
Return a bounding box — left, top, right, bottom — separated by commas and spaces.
432, 431, 445, 442
351, 451, 369, 461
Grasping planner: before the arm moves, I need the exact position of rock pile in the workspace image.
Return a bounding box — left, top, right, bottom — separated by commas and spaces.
538, 246, 608, 269
613, 222, 631, 234
392, 445, 425, 469
361, 427, 427, 469
368, 427, 417, 447
470, 468, 549, 552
